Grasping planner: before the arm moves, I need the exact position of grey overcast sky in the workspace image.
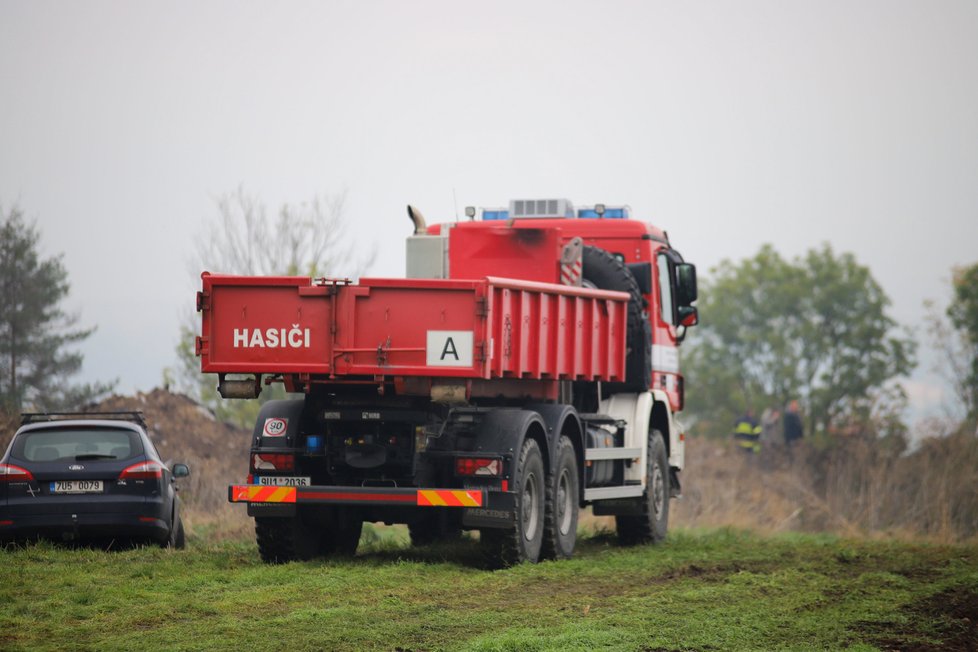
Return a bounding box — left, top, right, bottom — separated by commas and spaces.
1, 1, 977, 419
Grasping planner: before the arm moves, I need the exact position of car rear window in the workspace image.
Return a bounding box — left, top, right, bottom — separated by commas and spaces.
12, 428, 143, 462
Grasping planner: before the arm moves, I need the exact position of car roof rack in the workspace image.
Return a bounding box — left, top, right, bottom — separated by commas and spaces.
19, 411, 148, 429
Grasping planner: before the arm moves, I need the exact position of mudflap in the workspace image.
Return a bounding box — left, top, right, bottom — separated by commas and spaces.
247, 503, 297, 518
461, 491, 517, 529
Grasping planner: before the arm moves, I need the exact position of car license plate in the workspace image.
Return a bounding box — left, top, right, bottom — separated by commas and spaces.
50, 480, 104, 494
256, 476, 310, 487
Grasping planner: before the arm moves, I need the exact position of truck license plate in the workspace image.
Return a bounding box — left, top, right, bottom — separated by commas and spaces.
256, 476, 310, 487
51, 480, 103, 494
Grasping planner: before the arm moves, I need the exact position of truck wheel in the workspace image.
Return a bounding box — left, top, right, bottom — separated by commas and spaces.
481, 438, 545, 568
541, 435, 579, 560
582, 245, 652, 392
319, 507, 363, 556
255, 513, 321, 563
409, 510, 462, 547
616, 429, 670, 545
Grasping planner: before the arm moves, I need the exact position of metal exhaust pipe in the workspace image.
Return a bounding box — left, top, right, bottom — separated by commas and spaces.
218, 374, 262, 399
407, 205, 427, 235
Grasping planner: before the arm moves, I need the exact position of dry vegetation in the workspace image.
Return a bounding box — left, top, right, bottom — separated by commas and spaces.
668, 426, 978, 544
3, 389, 977, 545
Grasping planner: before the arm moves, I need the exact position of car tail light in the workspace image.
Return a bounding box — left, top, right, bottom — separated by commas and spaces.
0, 464, 34, 482
251, 453, 295, 472
455, 457, 502, 477
119, 461, 164, 480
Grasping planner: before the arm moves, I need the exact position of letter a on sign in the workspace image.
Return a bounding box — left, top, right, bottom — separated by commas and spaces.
426, 331, 473, 367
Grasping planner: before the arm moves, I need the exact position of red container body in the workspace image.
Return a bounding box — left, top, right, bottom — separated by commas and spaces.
197, 274, 628, 385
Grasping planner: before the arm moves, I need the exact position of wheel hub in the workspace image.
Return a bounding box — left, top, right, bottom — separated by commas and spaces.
557, 468, 573, 535
522, 471, 539, 541
651, 462, 665, 517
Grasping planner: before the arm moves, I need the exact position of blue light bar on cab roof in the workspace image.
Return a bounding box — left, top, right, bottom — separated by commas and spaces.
578, 207, 629, 219
482, 210, 509, 220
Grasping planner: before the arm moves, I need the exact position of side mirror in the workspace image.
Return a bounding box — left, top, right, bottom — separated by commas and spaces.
676, 306, 698, 343
678, 306, 698, 327
172, 463, 191, 478
676, 263, 697, 306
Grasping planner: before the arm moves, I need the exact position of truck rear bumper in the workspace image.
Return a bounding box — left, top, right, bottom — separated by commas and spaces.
229, 484, 519, 528
229, 484, 485, 508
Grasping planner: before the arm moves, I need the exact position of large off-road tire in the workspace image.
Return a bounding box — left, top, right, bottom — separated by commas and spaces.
616, 429, 670, 545
540, 435, 579, 560
481, 438, 545, 568
581, 245, 652, 393
319, 507, 363, 557
409, 510, 462, 547
255, 512, 321, 563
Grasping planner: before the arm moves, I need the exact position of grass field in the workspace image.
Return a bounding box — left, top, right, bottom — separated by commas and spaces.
2, 527, 976, 651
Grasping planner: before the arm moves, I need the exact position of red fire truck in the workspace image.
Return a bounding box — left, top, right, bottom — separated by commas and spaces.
196, 198, 698, 565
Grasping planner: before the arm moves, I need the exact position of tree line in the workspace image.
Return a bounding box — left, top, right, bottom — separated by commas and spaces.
683, 244, 977, 442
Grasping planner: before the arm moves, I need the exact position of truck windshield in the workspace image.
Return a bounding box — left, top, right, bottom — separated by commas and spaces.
13, 428, 143, 462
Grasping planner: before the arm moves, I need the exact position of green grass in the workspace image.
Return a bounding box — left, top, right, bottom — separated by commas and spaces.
1, 528, 975, 651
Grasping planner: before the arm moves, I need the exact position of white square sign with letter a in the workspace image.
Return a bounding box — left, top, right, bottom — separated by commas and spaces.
426, 330, 474, 367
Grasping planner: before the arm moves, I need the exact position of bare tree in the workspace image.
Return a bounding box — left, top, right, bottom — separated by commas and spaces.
195, 187, 374, 278
171, 188, 375, 426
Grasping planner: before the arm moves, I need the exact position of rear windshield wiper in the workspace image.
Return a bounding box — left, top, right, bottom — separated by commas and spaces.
74, 454, 118, 460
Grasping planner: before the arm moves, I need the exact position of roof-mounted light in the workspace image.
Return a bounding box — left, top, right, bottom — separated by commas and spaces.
578, 205, 630, 219
481, 208, 510, 220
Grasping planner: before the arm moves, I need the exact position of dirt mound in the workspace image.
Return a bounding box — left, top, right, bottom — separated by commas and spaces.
87, 388, 249, 463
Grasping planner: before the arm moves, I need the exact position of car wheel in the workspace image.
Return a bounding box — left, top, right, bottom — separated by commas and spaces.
170, 514, 186, 549
161, 508, 186, 550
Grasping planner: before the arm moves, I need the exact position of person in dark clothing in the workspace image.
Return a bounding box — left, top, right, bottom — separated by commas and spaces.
783, 400, 804, 461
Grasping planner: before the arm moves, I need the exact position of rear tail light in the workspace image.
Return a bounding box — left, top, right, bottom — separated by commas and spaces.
251, 453, 295, 472
0, 463, 34, 482
455, 457, 503, 477
119, 461, 164, 480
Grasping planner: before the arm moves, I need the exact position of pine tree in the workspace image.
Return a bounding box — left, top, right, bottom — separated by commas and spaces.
0, 205, 113, 410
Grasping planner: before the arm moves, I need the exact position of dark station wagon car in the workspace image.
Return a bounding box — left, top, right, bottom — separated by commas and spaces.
0, 412, 190, 547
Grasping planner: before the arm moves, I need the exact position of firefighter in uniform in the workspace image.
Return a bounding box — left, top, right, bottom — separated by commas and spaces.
733, 408, 762, 454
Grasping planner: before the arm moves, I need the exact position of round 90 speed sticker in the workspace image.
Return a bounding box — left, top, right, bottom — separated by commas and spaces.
263, 418, 288, 437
